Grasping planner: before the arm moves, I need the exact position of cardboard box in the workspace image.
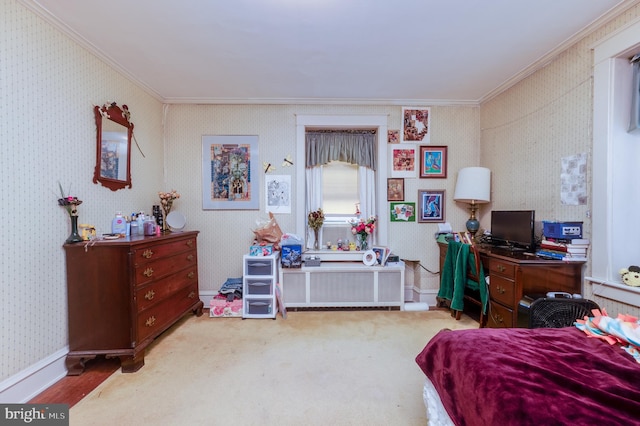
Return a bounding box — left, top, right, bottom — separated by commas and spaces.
281, 244, 302, 268
249, 244, 274, 256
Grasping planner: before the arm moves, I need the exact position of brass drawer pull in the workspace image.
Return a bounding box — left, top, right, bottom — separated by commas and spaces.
188, 291, 196, 299
144, 290, 155, 300
143, 249, 154, 259
145, 316, 156, 327
495, 314, 503, 323
495, 286, 506, 294
187, 271, 195, 279
187, 254, 194, 261
186, 240, 194, 248
497, 264, 505, 272
143, 267, 154, 277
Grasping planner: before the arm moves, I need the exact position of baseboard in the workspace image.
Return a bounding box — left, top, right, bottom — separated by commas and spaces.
0, 347, 68, 403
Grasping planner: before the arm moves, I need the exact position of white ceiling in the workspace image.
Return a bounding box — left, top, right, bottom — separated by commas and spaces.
21, 0, 632, 104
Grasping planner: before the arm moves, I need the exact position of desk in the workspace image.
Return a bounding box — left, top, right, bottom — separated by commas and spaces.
438, 243, 584, 328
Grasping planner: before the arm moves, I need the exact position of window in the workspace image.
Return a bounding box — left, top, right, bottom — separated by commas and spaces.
322, 161, 359, 221
295, 115, 389, 248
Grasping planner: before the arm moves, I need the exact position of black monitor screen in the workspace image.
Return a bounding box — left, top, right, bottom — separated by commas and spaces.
490, 210, 535, 251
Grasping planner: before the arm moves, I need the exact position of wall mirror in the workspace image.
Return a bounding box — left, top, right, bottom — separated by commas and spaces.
93, 102, 133, 191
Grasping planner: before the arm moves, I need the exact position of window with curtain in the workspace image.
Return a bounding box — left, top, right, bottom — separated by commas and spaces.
305, 130, 377, 248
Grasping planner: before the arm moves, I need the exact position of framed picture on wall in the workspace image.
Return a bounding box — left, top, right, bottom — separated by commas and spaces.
202, 135, 259, 210
419, 145, 448, 178
401, 107, 431, 143
387, 178, 405, 201
390, 145, 417, 178
418, 189, 445, 223
390, 202, 416, 222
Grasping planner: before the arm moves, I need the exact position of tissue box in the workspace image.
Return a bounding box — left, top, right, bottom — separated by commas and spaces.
249, 244, 274, 256
281, 244, 302, 268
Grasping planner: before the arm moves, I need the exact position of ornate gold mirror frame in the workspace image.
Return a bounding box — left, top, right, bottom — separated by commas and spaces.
93, 102, 133, 191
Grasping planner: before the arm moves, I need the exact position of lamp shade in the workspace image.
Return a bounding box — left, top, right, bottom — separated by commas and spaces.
453, 167, 491, 203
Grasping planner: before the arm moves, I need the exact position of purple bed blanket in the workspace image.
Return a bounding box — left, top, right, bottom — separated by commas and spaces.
416, 327, 640, 426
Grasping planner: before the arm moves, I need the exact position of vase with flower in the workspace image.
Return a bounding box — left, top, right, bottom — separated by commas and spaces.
307, 208, 324, 250
58, 182, 83, 244
350, 216, 377, 251
158, 189, 180, 232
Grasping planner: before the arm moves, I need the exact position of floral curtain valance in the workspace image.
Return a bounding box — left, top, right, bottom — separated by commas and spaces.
305, 131, 377, 171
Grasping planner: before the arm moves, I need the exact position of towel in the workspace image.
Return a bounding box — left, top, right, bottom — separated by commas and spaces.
438, 241, 488, 314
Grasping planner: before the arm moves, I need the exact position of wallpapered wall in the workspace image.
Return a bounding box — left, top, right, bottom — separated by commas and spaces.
481, 4, 640, 318
1, 0, 164, 383
163, 105, 479, 299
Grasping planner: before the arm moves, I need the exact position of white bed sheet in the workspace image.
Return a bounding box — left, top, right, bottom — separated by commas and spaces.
422, 378, 454, 426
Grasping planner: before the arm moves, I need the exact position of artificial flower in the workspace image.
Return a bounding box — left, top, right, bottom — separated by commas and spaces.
158, 189, 180, 216
308, 209, 324, 230
57, 182, 82, 217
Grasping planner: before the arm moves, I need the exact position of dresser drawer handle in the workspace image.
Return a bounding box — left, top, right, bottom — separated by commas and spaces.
143, 267, 154, 277
188, 291, 196, 299
495, 314, 504, 323
186, 240, 194, 248
142, 249, 154, 259
496, 286, 506, 294
187, 254, 194, 261
497, 265, 505, 272
145, 316, 156, 327
144, 290, 155, 300
187, 271, 195, 279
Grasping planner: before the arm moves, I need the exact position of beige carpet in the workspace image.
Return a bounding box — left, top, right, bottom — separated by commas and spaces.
70, 309, 476, 425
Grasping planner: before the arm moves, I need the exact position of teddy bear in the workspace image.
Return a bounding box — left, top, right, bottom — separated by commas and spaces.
619, 265, 640, 287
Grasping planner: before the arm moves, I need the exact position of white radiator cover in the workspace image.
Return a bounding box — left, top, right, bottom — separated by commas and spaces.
279, 261, 405, 309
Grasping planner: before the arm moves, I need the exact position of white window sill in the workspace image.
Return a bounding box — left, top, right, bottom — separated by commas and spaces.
586, 276, 640, 308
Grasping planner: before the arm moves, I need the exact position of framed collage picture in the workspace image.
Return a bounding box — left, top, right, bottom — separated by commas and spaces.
401, 107, 431, 144
390, 145, 417, 178
418, 190, 445, 223
390, 202, 416, 222
419, 145, 447, 178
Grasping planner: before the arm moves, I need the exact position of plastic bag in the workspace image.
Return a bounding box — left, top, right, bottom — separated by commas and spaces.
252, 212, 283, 250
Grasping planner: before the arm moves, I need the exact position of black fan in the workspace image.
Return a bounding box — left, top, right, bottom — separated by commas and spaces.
529, 298, 600, 328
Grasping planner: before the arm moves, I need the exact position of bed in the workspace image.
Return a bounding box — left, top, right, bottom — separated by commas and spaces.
415, 314, 640, 425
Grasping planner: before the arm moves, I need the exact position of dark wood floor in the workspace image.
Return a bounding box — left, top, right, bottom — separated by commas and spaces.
28, 357, 120, 407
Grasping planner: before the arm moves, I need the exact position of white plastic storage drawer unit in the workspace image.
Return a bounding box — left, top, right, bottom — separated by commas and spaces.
242, 253, 279, 319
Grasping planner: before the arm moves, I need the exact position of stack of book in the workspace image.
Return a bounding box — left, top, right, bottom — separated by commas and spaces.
536, 238, 590, 261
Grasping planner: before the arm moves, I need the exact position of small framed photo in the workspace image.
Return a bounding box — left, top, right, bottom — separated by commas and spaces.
390, 202, 416, 222
387, 129, 400, 144
418, 190, 445, 223
419, 145, 447, 178
387, 178, 405, 201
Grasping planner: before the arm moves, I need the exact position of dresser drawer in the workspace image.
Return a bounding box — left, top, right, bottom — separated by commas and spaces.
136, 267, 198, 311
245, 259, 274, 276
245, 278, 274, 295
132, 237, 196, 264
489, 274, 516, 307
134, 250, 197, 286
487, 300, 514, 328
136, 283, 199, 342
489, 259, 516, 278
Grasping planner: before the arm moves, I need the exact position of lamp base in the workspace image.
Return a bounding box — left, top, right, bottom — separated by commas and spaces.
465, 218, 480, 236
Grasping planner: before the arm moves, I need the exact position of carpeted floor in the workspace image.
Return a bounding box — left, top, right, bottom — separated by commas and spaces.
70, 309, 476, 425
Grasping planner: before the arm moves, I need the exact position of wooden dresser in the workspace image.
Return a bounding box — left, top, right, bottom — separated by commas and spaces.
64, 231, 203, 374
438, 242, 584, 328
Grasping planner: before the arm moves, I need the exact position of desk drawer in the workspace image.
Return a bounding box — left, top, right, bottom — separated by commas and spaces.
489, 274, 516, 307
489, 260, 516, 278
136, 283, 199, 342
488, 300, 514, 328
136, 267, 198, 311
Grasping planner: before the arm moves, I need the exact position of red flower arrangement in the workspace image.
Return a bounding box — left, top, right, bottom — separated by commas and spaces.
350, 216, 377, 239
